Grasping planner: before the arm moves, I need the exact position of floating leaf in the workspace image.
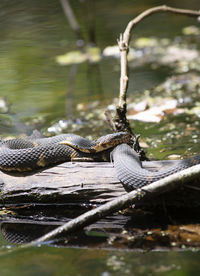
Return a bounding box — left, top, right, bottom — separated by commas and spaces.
86, 47, 101, 63
103, 45, 120, 58
56, 50, 87, 65
103, 45, 135, 61
56, 47, 102, 65
182, 25, 200, 35
134, 37, 158, 48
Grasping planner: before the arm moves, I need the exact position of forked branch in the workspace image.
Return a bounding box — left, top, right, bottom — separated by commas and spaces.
111, 5, 200, 133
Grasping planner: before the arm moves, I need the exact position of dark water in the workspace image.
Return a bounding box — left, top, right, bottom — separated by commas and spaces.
0, 0, 200, 275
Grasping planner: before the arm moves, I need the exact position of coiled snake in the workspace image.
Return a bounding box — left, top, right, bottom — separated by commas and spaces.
0, 131, 199, 191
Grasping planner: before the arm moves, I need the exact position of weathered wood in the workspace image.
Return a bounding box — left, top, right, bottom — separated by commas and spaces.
0, 162, 126, 205
0, 161, 200, 208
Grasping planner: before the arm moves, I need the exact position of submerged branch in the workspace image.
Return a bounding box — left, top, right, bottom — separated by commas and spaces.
25, 163, 200, 247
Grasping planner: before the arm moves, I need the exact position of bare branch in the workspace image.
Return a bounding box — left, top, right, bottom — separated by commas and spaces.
123, 5, 200, 44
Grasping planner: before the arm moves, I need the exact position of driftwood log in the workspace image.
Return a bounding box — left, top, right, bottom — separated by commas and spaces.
0, 162, 125, 205
0, 161, 200, 208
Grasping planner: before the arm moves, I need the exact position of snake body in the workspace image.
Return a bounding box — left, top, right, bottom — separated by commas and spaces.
112, 143, 200, 191
0, 132, 132, 172
0, 132, 199, 191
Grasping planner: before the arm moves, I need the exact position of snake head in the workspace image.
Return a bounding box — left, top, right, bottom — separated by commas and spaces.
96, 132, 133, 148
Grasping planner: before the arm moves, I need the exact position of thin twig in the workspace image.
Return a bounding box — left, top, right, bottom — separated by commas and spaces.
24, 163, 200, 247
123, 5, 200, 45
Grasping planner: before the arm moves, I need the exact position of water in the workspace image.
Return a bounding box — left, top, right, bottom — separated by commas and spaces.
0, 246, 199, 276
0, 0, 200, 274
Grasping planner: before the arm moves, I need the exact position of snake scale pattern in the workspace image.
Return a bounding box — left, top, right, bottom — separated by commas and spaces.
112, 143, 200, 191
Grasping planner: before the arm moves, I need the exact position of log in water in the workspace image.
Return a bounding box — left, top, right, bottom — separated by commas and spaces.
0, 162, 125, 205
0, 161, 199, 208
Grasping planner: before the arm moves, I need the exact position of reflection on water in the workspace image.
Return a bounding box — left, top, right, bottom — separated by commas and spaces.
0, 203, 130, 246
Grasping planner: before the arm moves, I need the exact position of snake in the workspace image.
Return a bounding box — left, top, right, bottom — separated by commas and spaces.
0, 131, 199, 191
112, 143, 200, 192
0, 132, 132, 173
